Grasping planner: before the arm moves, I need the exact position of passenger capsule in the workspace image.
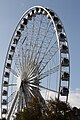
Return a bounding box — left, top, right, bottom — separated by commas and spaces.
47, 14, 51, 19
61, 58, 69, 67
2, 99, 7, 105
32, 10, 34, 14
59, 33, 66, 42
42, 10, 47, 15
10, 46, 15, 52
49, 11, 54, 16
36, 7, 39, 13
4, 72, 9, 78
6, 63, 11, 69
60, 87, 69, 96
13, 38, 18, 44
2, 109, 7, 114
46, 8, 54, 16
2, 90, 7, 96
61, 44, 69, 53
20, 24, 24, 31
53, 16, 59, 24
27, 13, 32, 20
62, 72, 69, 81
56, 23, 63, 32
30, 10, 36, 17
45, 8, 50, 11
8, 54, 13, 60
16, 31, 21, 37
23, 18, 28, 25
3, 81, 8, 86
36, 8, 42, 14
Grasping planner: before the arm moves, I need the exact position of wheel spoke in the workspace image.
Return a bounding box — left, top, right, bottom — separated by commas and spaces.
10, 68, 19, 77
8, 84, 17, 86
29, 83, 58, 93
29, 15, 43, 62
36, 31, 55, 64
7, 91, 19, 120
39, 65, 59, 80
39, 41, 58, 72
28, 88, 35, 97
32, 18, 51, 62
8, 91, 16, 103
29, 17, 35, 61
27, 65, 59, 82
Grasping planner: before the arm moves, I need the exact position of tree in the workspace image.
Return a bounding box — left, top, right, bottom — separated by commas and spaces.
15, 97, 80, 120
15, 97, 44, 120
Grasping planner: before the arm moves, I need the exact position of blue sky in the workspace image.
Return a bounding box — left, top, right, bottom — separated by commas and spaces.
0, 0, 80, 113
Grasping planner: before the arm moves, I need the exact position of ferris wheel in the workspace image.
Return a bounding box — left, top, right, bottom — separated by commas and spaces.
1, 6, 70, 120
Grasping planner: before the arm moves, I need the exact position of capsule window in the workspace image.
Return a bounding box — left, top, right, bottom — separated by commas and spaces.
16, 31, 21, 37
32, 10, 34, 14
46, 8, 54, 15
61, 72, 69, 81
30, 10, 35, 16
56, 23, 63, 32
8, 54, 13, 60
49, 11, 54, 16
59, 33, 66, 42
2, 109, 7, 114
13, 38, 18, 44
4, 72, 9, 78
2, 90, 7, 96
3, 81, 8, 86
10, 46, 15, 52
61, 45, 68, 53
53, 16, 59, 24
27, 13, 32, 20
42, 10, 47, 15
47, 14, 51, 19
40, 8, 44, 13
60, 87, 69, 96
31, 10, 36, 17
2, 99, 7, 105
23, 18, 28, 25
45, 8, 50, 11
20, 24, 24, 31
36, 8, 43, 15
36, 8, 39, 13
6, 63, 11, 69
61, 58, 69, 66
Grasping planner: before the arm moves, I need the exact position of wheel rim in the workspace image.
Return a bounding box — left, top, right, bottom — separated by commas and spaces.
1, 6, 70, 120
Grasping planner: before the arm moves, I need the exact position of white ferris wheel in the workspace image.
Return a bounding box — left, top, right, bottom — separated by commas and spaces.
1, 6, 70, 120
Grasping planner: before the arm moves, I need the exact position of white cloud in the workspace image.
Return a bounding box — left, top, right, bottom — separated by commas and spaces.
69, 89, 80, 108
41, 88, 80, 108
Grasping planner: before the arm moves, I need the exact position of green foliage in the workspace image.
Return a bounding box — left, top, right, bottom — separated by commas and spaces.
15, 97, 80, 120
